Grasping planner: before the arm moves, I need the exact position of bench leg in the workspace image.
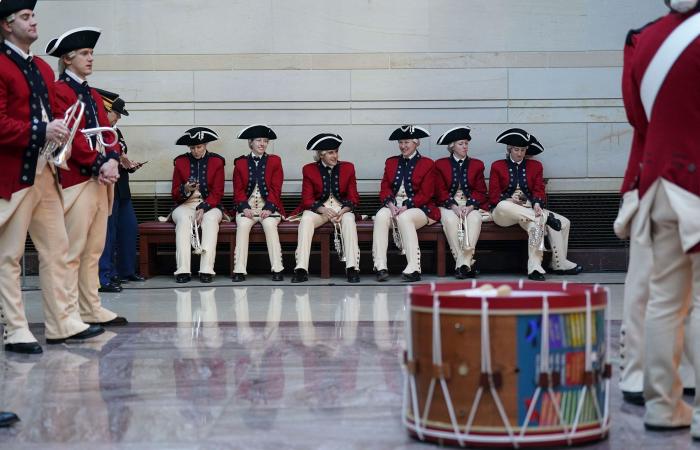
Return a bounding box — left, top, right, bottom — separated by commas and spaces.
139, 237, 151, 279
436, 234, 446, 277
320, 238, 330, 279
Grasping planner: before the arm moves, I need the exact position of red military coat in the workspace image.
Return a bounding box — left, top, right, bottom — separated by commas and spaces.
626, 12, 700, 199
0, 47, 58, 200
171, 151, 225, 211
488, 158, 546, 209
54, 76, 120, 189
379, 153, 440, 221
232, 153, 285, 216
434, 156, 489, 210
290, 161, 360, 216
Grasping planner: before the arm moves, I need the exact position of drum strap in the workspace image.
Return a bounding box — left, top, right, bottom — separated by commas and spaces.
640, 12, 700, 119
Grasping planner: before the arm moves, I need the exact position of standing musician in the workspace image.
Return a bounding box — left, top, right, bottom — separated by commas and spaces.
372, 125, 439, 282
46, 27, 127, 327
620, 0, 700, 433
171, 127, 225, 284
96, 88, 144, 292
0, 1, 104, 355
489, 128, 582, 281
434, 126, 488, 279
231, 124, 285, 282
290, 133, 360, 283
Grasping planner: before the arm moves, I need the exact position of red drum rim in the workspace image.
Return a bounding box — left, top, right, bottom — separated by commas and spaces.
409, 281, 607, 311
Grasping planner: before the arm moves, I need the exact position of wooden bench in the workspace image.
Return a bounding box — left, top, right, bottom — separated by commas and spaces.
138, 220, 526, 279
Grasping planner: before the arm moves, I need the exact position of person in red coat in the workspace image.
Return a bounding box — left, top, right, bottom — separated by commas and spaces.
46, 26, 127, 327
372, 126, 439, 282
289, 133, 360, 283
0, 1, 104, 355
489, 128, 582, 281
231, 125, 285, 282
434, 126, 487, 279
621, 0, 700, 432
170, 127, 225, 283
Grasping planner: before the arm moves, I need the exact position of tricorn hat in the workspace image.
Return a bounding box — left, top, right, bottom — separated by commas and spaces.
176, 127, 219, 146
45, 26, 101, 57
527, 134, 544, 156
95, 88, 129, 117
436, 126, 472, 145
237, 124, 277, 140
495, 128, 531, 148
389, 125, 430, 141
0, 0, 37, 18
306, 133, 342, 151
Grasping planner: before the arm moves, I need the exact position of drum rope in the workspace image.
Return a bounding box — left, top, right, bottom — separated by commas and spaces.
480, 297, 519, 448
570, 291, 595, 439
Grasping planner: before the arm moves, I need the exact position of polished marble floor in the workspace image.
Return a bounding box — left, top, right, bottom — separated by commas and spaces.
2, 274, 698, 449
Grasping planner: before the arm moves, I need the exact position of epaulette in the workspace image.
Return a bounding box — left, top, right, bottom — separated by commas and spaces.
208, 152, 225, 163
626, 17, 661, 46
173, 153, 189, 164
234, 155, 247, 163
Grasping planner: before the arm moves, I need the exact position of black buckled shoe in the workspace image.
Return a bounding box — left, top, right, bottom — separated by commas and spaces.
528, 271, 546, 281
622, 391, 645, 406
551, 265, 583, 276
644, 422, 690, 432
98, 282, 122, 293
347, 268, 360, 283
232, 273, 246, 282
122, 274, 145, 282
110, 276, 122, 286
376, 269, 389, 282
292, 269, 308, 283
88, 316, 128, 327
271, 271, 284, 282
46, 324, 105, 344
545, 213, 562, 232
0, 411, 20, 428
199, 273, 213, 283
455, 265, 468, 280
402, 271, 421, 282
175, 273, 191, 284
4, 342, 43, 354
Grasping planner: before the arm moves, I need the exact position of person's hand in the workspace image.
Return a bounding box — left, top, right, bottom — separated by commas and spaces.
534, 203, 543, 217
243, 208, 254, 219
388, 202, 400, 216
317, 207, 337, 221
185, 180, 199, 193
332, 207, 350, 223
260, 209, 271, 220
464, 205, 475, 218
45, 119, 69, 145
195, 209, 204, 224
395, 205, 408, 216
98, 159, 120, 185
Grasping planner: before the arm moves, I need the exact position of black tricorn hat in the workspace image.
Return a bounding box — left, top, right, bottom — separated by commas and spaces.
0, 0, 37, 18
495, 128, 531, 148
306, 133, 342, 151
436, 126, 472, 145
176, 127, 219, 146
527, 134, 544, 156
45, 27, 101, 57
95, 87, 129, 117
237, 124, 277, 140
388, 125, 430, 141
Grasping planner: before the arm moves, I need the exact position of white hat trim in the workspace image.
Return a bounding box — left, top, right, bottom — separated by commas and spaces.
309, 135, 342, 151
46, 26, 102, 56
236, 123, 271, 138
496, 131, 530, 144
399, 125, 430, 137
186, 129, 219, 141
436, 125, 472, 144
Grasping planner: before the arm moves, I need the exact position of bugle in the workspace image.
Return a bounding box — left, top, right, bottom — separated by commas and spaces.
391, 215, 405, 255
41, 100, 85, 170
191, 216, 205, 255
457, 214, 470, 250
528, 214, 546, 252
333, 221, 346, 262
81, 126, 119, 154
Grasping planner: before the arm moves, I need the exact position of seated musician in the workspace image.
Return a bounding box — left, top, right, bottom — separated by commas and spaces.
170, 127, 225, 283
47, 26, 127, 327
231, 124, 285, 282
434, 126, 488, 279
372, 126, 439, 282
290, 133, 360, 283
489, 128, 582, 281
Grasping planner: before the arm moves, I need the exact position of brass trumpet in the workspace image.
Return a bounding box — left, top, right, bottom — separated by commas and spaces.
191, 216, 205, 255
81, 126, 119, 154
41, 100, 85, 170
